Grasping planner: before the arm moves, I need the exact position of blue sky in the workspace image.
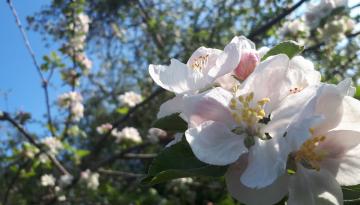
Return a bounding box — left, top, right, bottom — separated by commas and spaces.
0, 0, 63, 133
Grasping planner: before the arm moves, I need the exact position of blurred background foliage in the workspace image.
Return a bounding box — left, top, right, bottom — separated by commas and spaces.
1, 0, 359, 204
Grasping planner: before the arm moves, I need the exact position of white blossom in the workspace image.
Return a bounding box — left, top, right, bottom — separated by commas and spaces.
59, 174, 73, 186
41, 174, 56, 187
42, 136, 63, 155
80, 169, 100, 190
96, 123, 113, 134
58, 91, 84, 121
118, 91, 142, 107
111, 127, 142, 143
147, 128, 167, 143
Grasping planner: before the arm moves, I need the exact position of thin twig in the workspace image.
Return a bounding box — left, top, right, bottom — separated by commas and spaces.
7, 0, 56, 136
304, 31, 360, 53
248, 0, 309, 40
98, 169, 144, 178
0, 112, 70, 175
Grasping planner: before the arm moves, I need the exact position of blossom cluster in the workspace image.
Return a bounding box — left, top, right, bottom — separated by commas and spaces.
149, 36, 360, 205
118, 91, 142, 107
111, 127, 142, 143
58, 91, 84, 121
280, 0, 355, 43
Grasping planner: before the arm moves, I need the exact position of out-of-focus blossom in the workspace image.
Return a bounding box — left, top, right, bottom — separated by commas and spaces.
147, 127, 167, 143
42, 136, 63, 155
111, 127, 142, 143
75, 53, 92, 74
280, 19, 309, 36
80, 169, 100, 190
305, 0, 348, 28
118, 91, 142, 107
58, 91, 84, 121
41, 174, 56, 187
59, 174, 74, 186
96, 123, 113, 134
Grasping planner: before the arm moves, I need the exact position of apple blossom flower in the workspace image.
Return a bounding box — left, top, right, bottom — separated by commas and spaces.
42, 136, 63, 155
147, 127, 167, 143
111, 127, 142, 143
58, 91, 84, 121
182, 54, 320, 189
280, 19, 309, 36
305, 0, 348, 28
118, 91, 142, 107
75, 52, 92, 74
149, 36, 255, 94
96, 123, 113, 134
41, 174, 56, 187
226, 79, 359, 205
233, 49, 260, 81
59, 174, 74, 186
80, 169, 100, 190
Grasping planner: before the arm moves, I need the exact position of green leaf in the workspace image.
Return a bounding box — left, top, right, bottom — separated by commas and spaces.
343, 185, 360, 204
141, 138, 228, 185
116, 107, 129, 115
152, 113, 187, 132
262, 41, 304, 61
355, 86, 360, 100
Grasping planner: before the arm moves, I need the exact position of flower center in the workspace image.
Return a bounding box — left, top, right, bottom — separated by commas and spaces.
190, 54, 209, 71
229, 92, 270, 135
289, 87, 303, 94
294, 130, 327, 171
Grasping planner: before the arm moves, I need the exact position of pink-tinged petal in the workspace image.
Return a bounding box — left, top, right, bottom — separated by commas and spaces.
238, 54, 290, 113
157, 95, 184, 119
226, 156, 288, 205
319, 130, 360, 186
182, 87, 235, 127
187, 46, 222, 74
149, 59, 211, 94
234, 50, 260, 81
185, 121, 247, 166
332, 96, 360, 132
240, 138, 288, 188
288, 166, 343, 205
208, 36, 255, 78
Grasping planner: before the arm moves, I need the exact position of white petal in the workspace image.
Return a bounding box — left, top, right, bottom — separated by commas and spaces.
288, 166, 343, 205
157, 95, 184, 119
313, 83, 344, 135
287, 56, 321, 89
182, 87, 235, 127
319, 130, 360, 186
240, 138, 288, 188
257, 46, 270, 58
187, 46, 222, 74
215, 73, 239, 91
238, 54, 290, 112
185, 121, 247, 166
336, 78, 355, 96
208, 36, 255, 78
225, 156, 288, 205
332, 96, 360, 132
149, 59, 211, 94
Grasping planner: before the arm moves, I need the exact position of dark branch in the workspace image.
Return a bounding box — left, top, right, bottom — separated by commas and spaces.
248, 0, 309, 41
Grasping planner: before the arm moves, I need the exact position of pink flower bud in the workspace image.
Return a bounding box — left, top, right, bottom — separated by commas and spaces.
234, 50, 260, 81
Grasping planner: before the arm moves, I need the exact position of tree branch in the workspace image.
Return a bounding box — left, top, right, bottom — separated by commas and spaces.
0, 112, 70, 175
7, 0, 56, 136
248, 0, 309, 41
